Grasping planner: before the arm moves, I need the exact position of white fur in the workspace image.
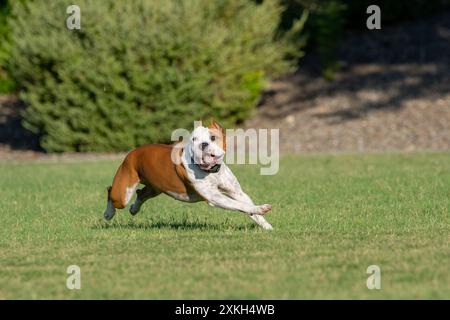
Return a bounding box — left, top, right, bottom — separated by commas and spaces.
105, 125, 273, 230
165, 191, 191, 202
125, 183, 138, 205
189, 126, 225, 170
183, 126, 273, 230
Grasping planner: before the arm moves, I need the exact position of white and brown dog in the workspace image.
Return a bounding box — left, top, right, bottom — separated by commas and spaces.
103, 121, 273, 230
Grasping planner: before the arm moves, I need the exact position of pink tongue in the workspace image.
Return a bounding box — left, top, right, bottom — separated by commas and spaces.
203, 154, 214, 164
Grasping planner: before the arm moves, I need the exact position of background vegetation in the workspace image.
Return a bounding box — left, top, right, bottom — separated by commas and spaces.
7, 0, 305, 152
0, 0, 15, 93
0, 0, 449, 152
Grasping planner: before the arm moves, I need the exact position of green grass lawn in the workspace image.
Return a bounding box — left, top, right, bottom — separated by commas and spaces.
0, 152, 449, 299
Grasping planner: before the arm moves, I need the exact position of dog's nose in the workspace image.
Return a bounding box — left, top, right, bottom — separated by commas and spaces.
201, 142, 209, 150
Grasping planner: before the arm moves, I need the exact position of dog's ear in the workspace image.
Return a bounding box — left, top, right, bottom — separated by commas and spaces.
208, 119, 226, 151
208, 118, 223, 131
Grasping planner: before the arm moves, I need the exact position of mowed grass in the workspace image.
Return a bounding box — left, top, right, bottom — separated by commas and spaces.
0, 152, 449, 299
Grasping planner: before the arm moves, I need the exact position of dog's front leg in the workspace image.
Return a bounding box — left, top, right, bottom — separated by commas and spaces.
217, 172, 274, 230
200, 189, 271, 216
225, 191, 273, 230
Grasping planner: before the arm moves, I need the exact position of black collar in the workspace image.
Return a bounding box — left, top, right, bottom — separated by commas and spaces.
191, 157, 221, 173
207, 164, 221, 173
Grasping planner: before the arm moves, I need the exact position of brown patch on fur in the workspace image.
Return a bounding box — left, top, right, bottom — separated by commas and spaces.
108, 144, 194, 209
208, 120, 226, 152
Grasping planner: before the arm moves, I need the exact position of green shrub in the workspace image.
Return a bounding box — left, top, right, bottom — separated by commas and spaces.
0, 0, 16, 93
0, 0, 10, 64
280, 0, 346, 80
312, 1, 346, 80
9, 0, 306, 152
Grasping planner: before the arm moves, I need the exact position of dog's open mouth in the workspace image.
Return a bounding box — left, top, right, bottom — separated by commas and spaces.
198, 153, 223, 170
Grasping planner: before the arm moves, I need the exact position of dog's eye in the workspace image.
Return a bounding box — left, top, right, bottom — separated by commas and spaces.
192, 137, 197, 142
210, 136, 216, 142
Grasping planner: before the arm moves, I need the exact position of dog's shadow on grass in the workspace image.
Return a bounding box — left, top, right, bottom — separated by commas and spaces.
92, 219, 257, 231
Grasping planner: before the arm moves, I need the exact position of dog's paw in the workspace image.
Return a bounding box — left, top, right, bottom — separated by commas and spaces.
256, 204, 272, 215
129, 204, 139, 215
104, 211, 115, 221
263, 223, 274, 230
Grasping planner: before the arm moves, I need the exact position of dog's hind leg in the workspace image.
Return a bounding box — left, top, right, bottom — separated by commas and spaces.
129, 185, 161, 215
104, 163, 139, 220
104, 186, 116, 220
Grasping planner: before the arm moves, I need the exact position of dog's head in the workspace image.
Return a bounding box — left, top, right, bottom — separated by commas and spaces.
189, 121, 226, 171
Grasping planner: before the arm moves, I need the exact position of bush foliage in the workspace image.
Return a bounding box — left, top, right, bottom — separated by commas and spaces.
0, 0, 16, 93
9, 0, 305, 152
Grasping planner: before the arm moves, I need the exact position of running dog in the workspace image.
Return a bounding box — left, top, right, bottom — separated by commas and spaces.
103, 121, 273, 230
